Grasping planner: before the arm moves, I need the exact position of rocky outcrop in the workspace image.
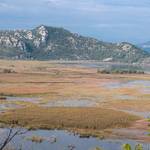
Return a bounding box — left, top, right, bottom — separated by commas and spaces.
0, 25, 149, 62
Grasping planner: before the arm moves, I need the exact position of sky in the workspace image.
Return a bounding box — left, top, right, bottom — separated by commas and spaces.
0, 0, 150, 44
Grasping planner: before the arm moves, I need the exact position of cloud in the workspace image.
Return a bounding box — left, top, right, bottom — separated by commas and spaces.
0, 2, 17, 10
44, 0, 109, 13
0, 0, 150, 43
44, 0, 150, 13
1, 0, 150, 15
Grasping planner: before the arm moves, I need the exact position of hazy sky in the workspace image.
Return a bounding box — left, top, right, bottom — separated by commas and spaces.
0, 0, 150, 43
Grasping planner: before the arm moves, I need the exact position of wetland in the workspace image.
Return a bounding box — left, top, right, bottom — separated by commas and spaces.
0, 60, 149, 150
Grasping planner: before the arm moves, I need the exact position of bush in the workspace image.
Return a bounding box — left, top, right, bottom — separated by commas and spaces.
123, 144, 143, 150
3, 69, 15, 73
97, 64, 145, 75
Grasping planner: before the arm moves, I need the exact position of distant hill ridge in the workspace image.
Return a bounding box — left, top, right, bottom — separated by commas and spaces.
0, 25, 149, 63
138, 41, 150, 53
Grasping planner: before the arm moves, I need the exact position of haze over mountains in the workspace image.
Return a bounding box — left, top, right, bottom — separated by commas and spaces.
138, 41, 150, 53
0, 25, 149, 63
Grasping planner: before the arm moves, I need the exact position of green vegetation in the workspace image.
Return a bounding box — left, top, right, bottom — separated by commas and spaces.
97, 64, 144, 74
93, 147, 103, 150
135, 144, 143, 150
123, 144, 143, 150
123, 144, 132, 150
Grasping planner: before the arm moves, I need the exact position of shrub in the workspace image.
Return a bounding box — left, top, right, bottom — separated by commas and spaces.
123, 144, 132, 150
27, 136, 45, 143
123, 144, 143, 150
3, 69, 15, 73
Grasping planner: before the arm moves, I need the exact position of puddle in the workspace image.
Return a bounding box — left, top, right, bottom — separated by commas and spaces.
102, 80, 150, 118
142, 89, 150, 94
6, 96, 41, 104
103, 80, 150, 94
121, 109, 150, 119
0, 129, 150, 150
0, 103, 22, 113
112, 128, 149, 141
114, 95, 135, 100
43, 99, 97, 107
104, 80, 150, 89
0, 96, 41, 113
0, 98, 97, 113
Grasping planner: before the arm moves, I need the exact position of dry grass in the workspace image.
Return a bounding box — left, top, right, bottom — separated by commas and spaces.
0, 60, 149, 115
0, 60, 149, 138
26, 136, 45, 143
0, 107, 139, 132
103, 99, 150, 112
0, 60, 149, 100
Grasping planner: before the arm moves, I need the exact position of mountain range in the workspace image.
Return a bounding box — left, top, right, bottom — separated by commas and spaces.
0, 25, 149, 63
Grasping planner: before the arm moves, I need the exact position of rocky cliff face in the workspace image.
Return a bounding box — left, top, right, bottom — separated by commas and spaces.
0, 25, 149, 62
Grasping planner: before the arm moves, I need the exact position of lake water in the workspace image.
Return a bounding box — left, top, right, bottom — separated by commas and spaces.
0, 129, 150, 150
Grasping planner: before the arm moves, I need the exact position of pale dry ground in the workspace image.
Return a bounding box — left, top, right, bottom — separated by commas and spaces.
0, 60, 149, 139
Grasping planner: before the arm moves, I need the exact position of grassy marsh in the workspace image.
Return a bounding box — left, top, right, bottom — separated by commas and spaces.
0, 60, 149, 140
0, 106, 139, 137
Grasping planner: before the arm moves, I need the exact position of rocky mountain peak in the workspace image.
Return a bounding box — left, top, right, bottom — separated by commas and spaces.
36, 25, 48, 42
0, 25, 149, 62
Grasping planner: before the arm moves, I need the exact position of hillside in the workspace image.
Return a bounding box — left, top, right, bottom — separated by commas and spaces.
0, 25, 149, 63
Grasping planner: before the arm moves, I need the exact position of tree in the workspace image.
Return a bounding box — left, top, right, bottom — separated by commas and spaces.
0, 127, 27, 150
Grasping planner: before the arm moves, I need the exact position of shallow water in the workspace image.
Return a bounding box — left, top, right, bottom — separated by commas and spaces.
0, 96, 41, 113
0, 129, 150, 150
114, 95, 135, 100
121, 109, 150, 118
43, 99, 97, 107
6, 96, 41, 104
103, 80, 150, 94
0, 103, 21, 113
104, 80, 150, 89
